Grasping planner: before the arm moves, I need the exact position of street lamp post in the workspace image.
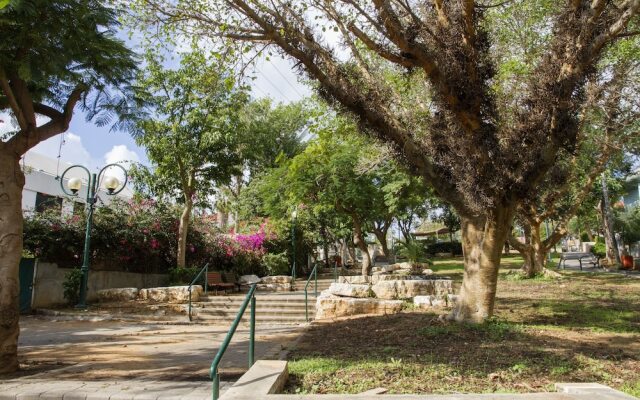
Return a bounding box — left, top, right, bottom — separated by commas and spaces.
60, 164, 128, 309
291, 208, 297, 283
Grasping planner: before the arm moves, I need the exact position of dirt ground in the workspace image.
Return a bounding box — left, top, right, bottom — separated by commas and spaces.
286, 268, 640, 396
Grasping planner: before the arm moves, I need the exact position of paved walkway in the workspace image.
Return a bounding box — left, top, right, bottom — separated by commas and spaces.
559, 257, 640, 277
0, 316, 303, 398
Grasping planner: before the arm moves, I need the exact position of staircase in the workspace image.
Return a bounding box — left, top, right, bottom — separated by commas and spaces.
191, 278, 335, 325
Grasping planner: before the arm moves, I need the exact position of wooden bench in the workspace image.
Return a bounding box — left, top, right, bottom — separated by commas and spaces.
223, 272, 241, 292
559, 252, 601, 271
206, 271, 236, 293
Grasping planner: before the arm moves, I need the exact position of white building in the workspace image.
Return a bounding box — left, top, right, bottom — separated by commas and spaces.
21, 151, 132, 215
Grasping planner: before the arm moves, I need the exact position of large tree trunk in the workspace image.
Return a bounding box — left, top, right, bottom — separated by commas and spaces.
352, 219, 371, 276
177, 199, 193, 269
601, 174, 621, 266
450, 207, 513, 323
347, 241, 357, 265
373, 229, 390, 258
0, 150, 24, 373
521, 221, 547, 277
320, 224, 330, 267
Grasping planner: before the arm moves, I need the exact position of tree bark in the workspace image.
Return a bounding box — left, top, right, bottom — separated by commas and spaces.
521, 221, 547, 277
352, 219, 371, 276
177, 198, 193, 269
601, 173, 621, 266
347, 240, 357, 265
450, 207, 513, 323
509, 219, 551, 278
373, 229, 390, 258
0, 148, 24, 373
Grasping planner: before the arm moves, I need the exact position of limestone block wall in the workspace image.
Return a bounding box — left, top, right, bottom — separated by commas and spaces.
31, 261, 167, 307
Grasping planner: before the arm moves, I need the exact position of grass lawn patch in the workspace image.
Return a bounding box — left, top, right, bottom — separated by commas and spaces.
286, 258, 640, 396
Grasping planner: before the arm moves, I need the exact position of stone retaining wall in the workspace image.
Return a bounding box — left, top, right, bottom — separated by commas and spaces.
31, 262, 167, 308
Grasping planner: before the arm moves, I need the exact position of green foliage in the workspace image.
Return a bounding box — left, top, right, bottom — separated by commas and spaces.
0, 0, 137, 133
168, 267, 199, 286
432, 204, 460, 240
261, 251, 290, 276
592, 237, 607, 259
615, 206, 640, 246
62, 268, 82, 305
131, 51, 247, 203
396, 240, 430, 263
22, 198, 267, 275
426, 241, 463, 256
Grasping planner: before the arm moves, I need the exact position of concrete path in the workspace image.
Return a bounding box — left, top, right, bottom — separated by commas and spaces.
0, 316, 304, 398
559, 258, 640, 277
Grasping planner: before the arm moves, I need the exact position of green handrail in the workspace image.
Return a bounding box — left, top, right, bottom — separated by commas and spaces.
304, 264, 318, 322
188, 263, 209, 322
210, 283, 257, 400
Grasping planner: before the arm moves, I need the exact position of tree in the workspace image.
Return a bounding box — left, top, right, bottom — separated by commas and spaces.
132, 0, 640, 322
433, 203, 461, 243
0, 0, 136, 373
509, 60, 640, 276
216, 99, 310, 230
131, 51, 248, 268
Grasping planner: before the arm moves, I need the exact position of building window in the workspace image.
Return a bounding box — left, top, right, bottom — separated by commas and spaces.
35, 192, 63, 214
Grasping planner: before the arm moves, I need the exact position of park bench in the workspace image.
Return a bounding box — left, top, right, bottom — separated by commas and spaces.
222, 272, 241, 292
558, 252, 601, 271
206, 271, 236, 294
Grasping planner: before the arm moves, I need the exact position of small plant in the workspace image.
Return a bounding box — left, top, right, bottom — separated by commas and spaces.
168, 267, 200, 285
63, 268, 83, 305
262, 251, 290, 276
397, 240, 430, 263
591, 237, 606, 259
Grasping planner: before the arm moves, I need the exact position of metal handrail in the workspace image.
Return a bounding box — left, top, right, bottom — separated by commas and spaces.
188, 263, 209, 322
210, 283, 257, 400
304, 264, 318, 322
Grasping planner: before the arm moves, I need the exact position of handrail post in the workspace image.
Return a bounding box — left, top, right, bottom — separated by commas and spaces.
334, 260, 337, 282
210, 284, 257, 400
188, 263, 209, 322
188, 287, 192, 322
314, 266, 318, 296
205, 264, 208, 294
305, 289, 308, 322
249, 294, 256, 366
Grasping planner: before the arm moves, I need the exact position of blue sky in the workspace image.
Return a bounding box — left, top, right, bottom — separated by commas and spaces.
1, 34, 311, 174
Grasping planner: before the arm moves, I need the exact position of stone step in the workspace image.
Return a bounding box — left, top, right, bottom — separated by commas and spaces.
193, 299, 316, 311
196, 308, 314, 317
193, 314, 311, 324
199, 296, 317, 303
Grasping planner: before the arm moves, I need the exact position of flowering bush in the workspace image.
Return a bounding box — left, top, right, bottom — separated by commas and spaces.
23, 198, 274, 276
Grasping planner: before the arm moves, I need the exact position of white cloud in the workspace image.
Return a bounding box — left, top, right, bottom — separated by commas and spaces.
29, 132, 92, 168
103, 144, 141, 182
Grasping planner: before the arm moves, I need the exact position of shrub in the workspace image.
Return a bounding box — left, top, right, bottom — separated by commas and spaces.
63, 268, 83, 305
397, 240, 430, 263
591, 238, 606, 259
168, 267, 200, 285
23, 198, 274, 276
426, 241, 463, 256
262, 251, 290, 276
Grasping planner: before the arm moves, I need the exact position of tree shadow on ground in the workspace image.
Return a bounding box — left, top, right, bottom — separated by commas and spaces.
286, 311, 640, 395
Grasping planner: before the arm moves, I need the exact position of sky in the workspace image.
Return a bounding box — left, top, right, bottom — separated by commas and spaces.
0, 36, 312, 175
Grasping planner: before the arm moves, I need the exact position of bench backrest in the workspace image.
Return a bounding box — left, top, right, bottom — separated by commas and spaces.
223, 272, 238, 284
207, 271, 224, 284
